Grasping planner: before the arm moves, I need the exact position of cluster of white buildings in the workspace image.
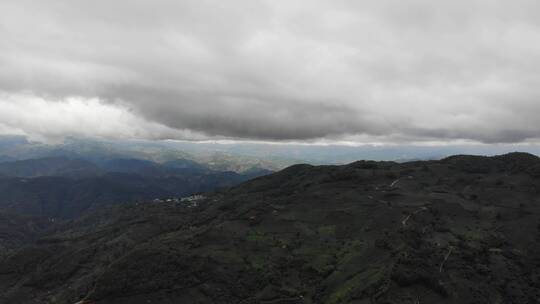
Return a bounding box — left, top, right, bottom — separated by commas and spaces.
151, 194, 206, 207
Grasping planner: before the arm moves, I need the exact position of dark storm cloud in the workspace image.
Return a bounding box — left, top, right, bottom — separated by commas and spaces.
2, 0, 540, 143
103, 84, 390, 140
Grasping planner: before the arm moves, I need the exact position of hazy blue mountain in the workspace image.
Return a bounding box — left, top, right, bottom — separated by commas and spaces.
163, 158, 208, 170
0, 155, 14, 163
0, 157, 103, 178
0, 135, 29, 149
2, 135, 539, 173
99, 158, 167, 176
0, 136, 286, 173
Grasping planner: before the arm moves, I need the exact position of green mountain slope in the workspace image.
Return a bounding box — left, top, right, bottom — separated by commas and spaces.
1, 153, 540, 303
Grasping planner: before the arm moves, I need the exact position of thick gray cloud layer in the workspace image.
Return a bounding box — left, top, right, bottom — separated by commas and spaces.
1, 0, 540, 143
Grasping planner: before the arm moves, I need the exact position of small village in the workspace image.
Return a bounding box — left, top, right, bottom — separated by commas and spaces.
151, 194, 206, 208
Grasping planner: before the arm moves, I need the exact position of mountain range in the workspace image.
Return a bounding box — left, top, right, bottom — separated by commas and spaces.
1, 152, 539, 303
0, 136, 290, 173
0, 156, 270, 219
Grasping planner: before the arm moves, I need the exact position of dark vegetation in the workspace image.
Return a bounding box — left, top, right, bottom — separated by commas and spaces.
0, 157, 269, 219
1, 153, 540, 303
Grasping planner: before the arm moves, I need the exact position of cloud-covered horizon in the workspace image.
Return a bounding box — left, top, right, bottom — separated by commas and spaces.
2, 0, 540, 144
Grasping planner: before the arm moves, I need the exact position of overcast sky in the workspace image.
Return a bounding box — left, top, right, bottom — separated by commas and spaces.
1, 0, 540, 144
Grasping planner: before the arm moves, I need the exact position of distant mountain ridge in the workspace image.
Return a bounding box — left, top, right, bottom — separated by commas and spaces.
0, 157, 102, 178
0, 156, 272, 219
0, 155, 14, 163
0, 156, 272, 178
0, 136, 289, 173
